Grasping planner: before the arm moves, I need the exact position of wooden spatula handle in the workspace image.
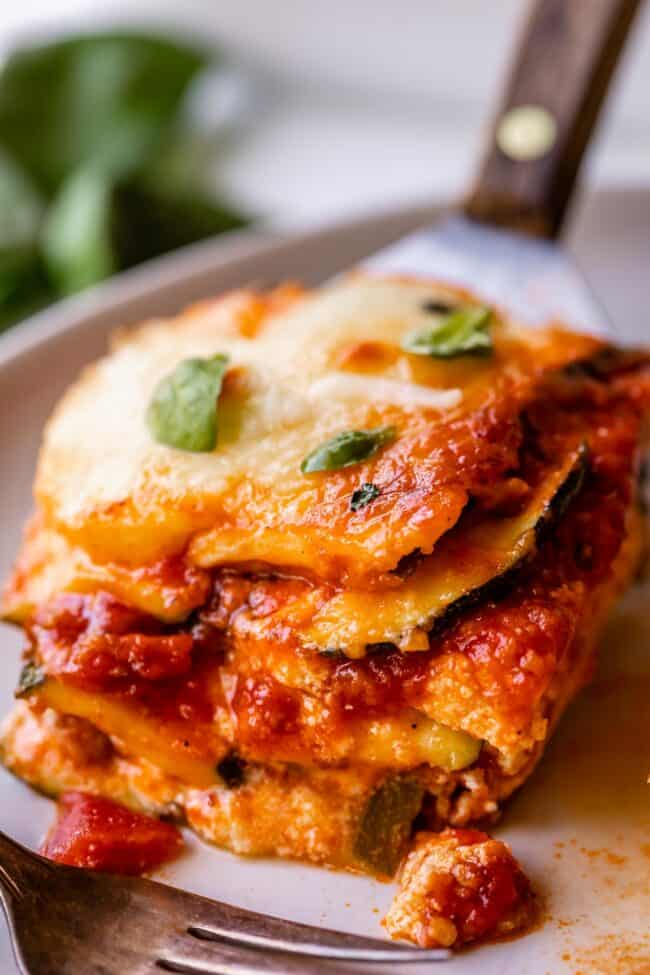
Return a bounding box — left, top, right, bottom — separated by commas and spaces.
464, 0, 641, 238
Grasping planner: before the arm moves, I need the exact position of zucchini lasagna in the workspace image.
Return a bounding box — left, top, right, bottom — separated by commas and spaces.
2, 275, 648, 879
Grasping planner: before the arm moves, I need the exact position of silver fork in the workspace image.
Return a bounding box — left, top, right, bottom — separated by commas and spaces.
0, 831, 448, 974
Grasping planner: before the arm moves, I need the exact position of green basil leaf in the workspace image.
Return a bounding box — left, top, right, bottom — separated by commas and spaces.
146, 354, 229, 452
0, 265, 53, 334
350, 482, 381, 511
111, 172, 248, 269
0, 151, 43, 267
41, 160, 249, 297
301, 427, 396, 474
0, 33, 208, 193
0, 33, 252, 330
41, 168, 117, 294
16, 661, 45, 696
403, 306, 492, 358
0, 151, 48, 330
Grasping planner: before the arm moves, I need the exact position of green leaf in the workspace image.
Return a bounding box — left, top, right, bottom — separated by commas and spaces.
0, 33, 208, 193
40, 157, 249, 297
146, 354, 229, 452
0, 264, 53, 334
301, 427, 396, 474
0, 151, 43, 265
111, 173, 248, 269
41, 168, 117, 294
16, 661, 46, 696
403, 306, 493, 358
0, 150, 47, 329
350, 482, 381, 511
0, 33, 251, 332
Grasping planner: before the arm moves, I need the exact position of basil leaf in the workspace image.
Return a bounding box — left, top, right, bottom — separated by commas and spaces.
0, 33, 251, 331
0, 33, 207, 193
0, 265, 53, 334
146, 354, 229, 452
111, 173, 247, 269
301, 427, 396, 474
0, 151, 48, 329
350, 482, 381, 511
403, 306, 492, 358
41, 168, 117, 294
42, 162, 248, 296
0, 151, 43, 266
16, 661, 45, 696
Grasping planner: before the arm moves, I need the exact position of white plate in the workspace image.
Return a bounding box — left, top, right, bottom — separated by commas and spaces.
1, 193, 649, 974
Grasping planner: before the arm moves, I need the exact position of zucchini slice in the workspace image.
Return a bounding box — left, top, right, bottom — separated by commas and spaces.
22, 678, 219, 789
306, 445, 587, 657
354, 775, 425, 877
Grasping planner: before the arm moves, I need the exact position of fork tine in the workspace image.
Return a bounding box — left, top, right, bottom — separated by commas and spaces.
154, 880, 449, 964
187, 922, 449, 964
157, 937, 362, 975
157, 956, 279, 975
157, 958, 271, 975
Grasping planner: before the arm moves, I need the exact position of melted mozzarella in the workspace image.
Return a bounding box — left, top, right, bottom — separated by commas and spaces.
308, 373, 463, 411
8, 276, 601, 594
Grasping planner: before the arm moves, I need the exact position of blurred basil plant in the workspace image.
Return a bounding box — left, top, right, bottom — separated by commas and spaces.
0, 32, 249, 331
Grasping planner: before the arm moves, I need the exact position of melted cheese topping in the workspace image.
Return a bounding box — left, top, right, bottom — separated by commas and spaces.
31, 276, 601, 587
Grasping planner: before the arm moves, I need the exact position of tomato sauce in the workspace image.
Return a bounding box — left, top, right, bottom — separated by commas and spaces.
420, 829, 532, 945
441, 846, 529, 942
40, 792, 183, 874
29, 593, 195, 689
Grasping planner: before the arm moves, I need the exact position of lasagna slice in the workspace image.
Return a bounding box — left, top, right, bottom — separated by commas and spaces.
1, 276, 648, 879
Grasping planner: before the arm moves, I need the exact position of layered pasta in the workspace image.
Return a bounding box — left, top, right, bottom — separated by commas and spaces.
2, 275, 647, 878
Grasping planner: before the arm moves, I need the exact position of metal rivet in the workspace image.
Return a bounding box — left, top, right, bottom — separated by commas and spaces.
496, 105, 557, 161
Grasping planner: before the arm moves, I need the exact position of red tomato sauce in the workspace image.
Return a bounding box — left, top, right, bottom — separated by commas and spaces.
40, 792, 183, 875
435, 830, 530, 943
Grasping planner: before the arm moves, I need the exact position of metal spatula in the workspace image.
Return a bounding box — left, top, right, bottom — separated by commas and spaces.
366, 0, 641, 337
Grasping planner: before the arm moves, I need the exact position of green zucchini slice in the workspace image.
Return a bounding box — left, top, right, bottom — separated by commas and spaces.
307, 444, 587, 657
354, 775, 425, 877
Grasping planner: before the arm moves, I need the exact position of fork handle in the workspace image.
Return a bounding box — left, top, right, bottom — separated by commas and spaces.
463, 0, 641, 238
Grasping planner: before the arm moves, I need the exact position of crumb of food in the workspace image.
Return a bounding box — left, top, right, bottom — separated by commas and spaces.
383, 828, 535, 949
40, 790, 183, 875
